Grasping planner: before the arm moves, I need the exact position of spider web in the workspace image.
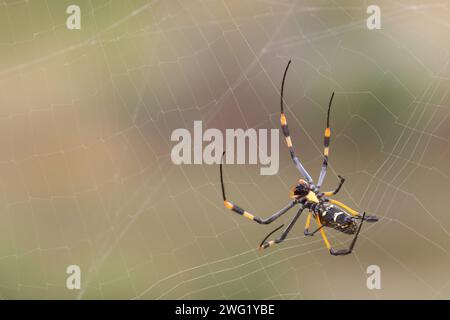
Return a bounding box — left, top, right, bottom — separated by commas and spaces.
0, 0, 449, 299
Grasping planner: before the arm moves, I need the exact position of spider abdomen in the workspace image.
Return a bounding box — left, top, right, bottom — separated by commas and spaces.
318, 205, 357, 234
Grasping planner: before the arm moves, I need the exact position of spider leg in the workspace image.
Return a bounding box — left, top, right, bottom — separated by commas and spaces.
303, 211, 313, 236
259, 205, 304, 250
220, 152, 297, 224
280, 60, 313, 183
327, 199, 358, 216
317, 92, 335, 188
326, 199, 378, 222
316, 213, 367, 256
304, 215, 328, 236
321, 175, 345, 197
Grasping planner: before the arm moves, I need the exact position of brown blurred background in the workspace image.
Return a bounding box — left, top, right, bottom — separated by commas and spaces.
0, 0, 449, 299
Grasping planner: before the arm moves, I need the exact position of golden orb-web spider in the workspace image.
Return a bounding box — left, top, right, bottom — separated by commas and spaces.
219, 60, 378, 256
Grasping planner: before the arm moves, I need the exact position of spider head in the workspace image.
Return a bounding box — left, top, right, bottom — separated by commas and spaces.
290, 179, 310, 199
290, 179, 320, 203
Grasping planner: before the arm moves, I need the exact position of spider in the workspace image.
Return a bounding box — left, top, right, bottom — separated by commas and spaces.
219, 60, 378, 256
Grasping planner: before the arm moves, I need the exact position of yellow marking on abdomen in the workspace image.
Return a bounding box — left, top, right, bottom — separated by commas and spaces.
325, 127, 331, 137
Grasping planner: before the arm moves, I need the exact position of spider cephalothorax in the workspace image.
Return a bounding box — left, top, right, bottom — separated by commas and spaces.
219, 60, 379, 256
290, 179, 310, 199
290, 179, 321, 204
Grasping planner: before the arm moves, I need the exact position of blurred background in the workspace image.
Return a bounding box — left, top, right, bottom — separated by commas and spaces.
0, 0, 450, 299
